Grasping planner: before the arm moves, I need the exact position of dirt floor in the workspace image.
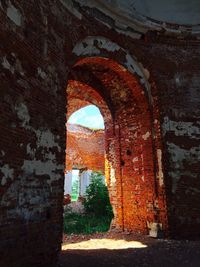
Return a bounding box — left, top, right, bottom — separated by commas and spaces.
59, 232, 200, 267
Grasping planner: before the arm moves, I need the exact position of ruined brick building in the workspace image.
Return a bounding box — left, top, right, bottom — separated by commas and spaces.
65, 123, 105, 172
64, 123, 105, 196
0, 1, 200, 266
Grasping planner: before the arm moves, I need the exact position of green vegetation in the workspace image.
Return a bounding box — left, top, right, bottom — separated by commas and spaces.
63, 171, 113, 235
83, 171, 113, 218
71, 178, 79, 202
63, 212, 111, 234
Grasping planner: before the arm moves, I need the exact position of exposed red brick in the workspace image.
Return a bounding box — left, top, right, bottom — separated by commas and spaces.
65, 123, 105, 173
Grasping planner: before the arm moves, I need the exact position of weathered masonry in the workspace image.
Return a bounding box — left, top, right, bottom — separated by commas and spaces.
65, 123, 105, 172
0, 1, 200, 266
64, 123, 105, 196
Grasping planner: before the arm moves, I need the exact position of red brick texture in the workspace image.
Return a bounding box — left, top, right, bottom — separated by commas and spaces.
0, 1, 200, 266
68, 57, 167, 234
65, 123, 105, 172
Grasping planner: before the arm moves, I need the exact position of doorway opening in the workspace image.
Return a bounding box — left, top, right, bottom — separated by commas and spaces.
64, 169, 79, 202
62, 56, 167, 248
63, 104, 113, 237
64, 105, 105, 199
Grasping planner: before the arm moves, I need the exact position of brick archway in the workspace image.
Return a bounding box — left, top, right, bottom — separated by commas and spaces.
67, 57, 168, 235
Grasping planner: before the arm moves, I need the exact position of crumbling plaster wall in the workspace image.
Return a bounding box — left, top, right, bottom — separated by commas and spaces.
0, 0, 200, 266
156, 46, 200, 239
0, 1, 68, 266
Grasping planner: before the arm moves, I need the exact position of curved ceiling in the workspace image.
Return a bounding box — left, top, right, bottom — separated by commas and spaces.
69, 0, 200, 35
104, 0, 200, 26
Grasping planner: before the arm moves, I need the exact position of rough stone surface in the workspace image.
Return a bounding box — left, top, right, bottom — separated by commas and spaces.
0, 1, 200, 266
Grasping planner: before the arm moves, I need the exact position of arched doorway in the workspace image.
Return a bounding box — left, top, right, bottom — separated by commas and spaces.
66, 57, 168, 235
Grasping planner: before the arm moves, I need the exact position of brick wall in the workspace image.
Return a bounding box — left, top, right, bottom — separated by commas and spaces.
0, 1, 200, 266
0, 1, 68, 266
65, 123, 105, 172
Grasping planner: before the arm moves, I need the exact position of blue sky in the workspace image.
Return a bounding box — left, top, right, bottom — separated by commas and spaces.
68, 105, 105, 129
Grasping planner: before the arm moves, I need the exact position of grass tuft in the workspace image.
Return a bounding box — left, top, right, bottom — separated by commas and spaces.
63, 212, 111, 234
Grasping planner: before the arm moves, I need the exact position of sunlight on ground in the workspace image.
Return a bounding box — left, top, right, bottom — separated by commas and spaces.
62, 238, 147, 250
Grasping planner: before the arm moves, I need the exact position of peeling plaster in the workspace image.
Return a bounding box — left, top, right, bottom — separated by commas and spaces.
15, 103, 30, 127
45, 152, 57, 161
25, 129, 62, 182
98, 39, 121, 52
125, 54, 150, 99
26, 143, 36, 158
174, 73, 182, 87
132, 157, 139, 163
74, 0, 153, 33
59, 0, 82, 19
168, 142, 200, 165
35, 129, 61, 151
73, 43, 100, 56
17, 79, 29, 89
169, 170, 181, 194
2, 55, 24, 75
22, 160, 63, 183
14, 101, 63, 185
168, 143, 185, 169
116, 28, 141, 39
73, 36, 152, 103
2, 57, 14, 73
2, 179, 51, 222
142, 131, 150, 140
15, 59, 24, 76
148, 221, 163, 238
162, 116, 200, 138
167, 142, 200, 193
1, 180, 20, 207
1, 150, 5, 157
157, 149, 164, 187
110, 166, 116, 186
0, 164, 14, 186
15, 102, 61, 153
73, 37, 121, 56
7, 3, 22, 26
27, 143, 57, 161
73, 0, 200, 35
37, 67, 47, 79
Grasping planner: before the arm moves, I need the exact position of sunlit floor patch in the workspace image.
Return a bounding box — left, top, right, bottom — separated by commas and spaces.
62, 238, 147, 250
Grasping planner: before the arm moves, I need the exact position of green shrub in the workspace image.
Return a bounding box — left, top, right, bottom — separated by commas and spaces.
63, 172, 114, 235
83, 171, 113, 218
